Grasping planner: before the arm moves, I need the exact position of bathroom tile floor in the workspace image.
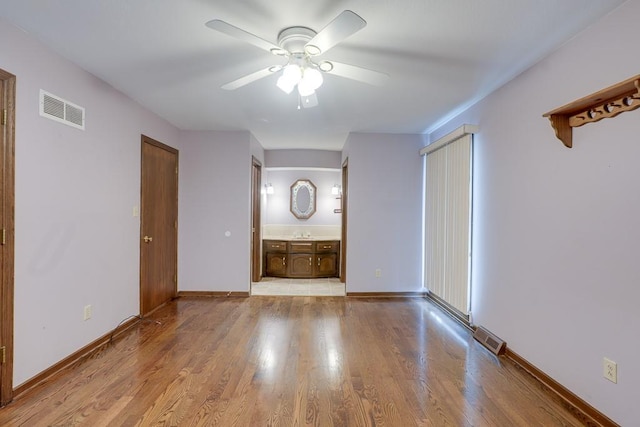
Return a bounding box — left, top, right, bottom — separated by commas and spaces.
251, 277, 345, 296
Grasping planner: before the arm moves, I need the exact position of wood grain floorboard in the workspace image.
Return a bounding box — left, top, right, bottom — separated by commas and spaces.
0, 296, 588, 426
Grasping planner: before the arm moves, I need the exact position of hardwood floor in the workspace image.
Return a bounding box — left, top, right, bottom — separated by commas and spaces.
1, 297, 587, 426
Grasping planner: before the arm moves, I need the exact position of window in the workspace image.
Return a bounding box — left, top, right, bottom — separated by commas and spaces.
421, 125, 477, 315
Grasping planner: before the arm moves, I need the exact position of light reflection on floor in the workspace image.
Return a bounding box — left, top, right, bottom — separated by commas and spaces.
251, 277, 345, 296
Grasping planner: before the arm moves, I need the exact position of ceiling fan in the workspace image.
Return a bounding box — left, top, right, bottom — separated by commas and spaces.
205, 10, 388, 108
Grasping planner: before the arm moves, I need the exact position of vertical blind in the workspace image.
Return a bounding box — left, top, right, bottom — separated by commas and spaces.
422, 129, 474, 315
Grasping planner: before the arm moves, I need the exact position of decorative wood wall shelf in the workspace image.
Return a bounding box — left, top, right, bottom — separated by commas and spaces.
543, 74, 640, 148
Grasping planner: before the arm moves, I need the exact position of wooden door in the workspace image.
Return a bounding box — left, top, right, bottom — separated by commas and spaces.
251, 158, 262, 283
140, 136, 178, 316
0, 69, 15, 406
340, 159, 348, 283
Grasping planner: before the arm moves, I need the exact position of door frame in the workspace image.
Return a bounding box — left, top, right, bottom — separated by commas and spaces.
250, 157, 262, 284
0, 69, 16, 406
340, 158, 348, 284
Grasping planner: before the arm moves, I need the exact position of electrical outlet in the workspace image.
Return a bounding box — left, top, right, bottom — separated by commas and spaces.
83, 305, 92, 321
603, 357, 617, 383
375, 269, 382, 278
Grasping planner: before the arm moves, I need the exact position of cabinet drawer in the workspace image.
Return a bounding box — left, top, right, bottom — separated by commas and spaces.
289, 241, 314, 253
315, 241, 339, 253
263, 240, 288, 252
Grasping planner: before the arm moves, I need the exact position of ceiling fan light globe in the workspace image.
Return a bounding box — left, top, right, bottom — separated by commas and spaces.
282, 64, 302, 85
276, 76, 295, 94
303, 67, 323, 90
297, 81, 315, 97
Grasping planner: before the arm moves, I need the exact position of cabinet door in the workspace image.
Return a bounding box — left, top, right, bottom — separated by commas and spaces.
265, 253, 287, 277
289, 253, 314, 277
315, 253, 338, 277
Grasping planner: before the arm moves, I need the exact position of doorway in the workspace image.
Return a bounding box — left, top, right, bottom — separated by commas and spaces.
140, 136, 178, 316
0, 68, 15, 406
253, 164, 346, 296
251, 157, 262, 284
340, 159, 348, 284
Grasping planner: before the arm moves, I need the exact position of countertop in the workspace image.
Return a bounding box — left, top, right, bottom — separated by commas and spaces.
263, 236, 340, 241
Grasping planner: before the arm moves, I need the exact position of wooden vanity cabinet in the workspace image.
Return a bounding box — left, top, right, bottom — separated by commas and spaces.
263, 239, 340, 278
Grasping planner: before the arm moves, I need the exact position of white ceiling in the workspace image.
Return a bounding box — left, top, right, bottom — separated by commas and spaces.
0, 0, 625, 150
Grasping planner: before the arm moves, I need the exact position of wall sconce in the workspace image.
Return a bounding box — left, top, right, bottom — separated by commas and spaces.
265, 183, 274, 195
331, 184, 341, 195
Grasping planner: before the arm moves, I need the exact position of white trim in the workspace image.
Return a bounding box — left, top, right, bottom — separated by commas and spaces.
419, 124, 478, 156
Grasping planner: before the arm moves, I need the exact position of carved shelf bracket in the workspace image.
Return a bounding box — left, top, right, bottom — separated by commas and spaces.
543, 74, 640, 148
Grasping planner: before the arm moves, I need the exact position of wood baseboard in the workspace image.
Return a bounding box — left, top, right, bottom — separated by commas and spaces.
424, 295, 617, 426
346, 291, 427, 298
13, 316, 140, 400
177, 291, 250, 298
505, 349, 619, 427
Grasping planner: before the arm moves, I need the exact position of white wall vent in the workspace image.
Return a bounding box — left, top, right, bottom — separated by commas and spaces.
39, 90, 85, 130
473, 326, 506, 355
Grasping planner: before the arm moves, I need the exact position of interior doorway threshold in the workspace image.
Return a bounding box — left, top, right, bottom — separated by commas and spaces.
251, 277, 345, 296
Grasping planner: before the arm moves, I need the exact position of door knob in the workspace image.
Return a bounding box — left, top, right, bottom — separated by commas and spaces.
143, 236, 153, 243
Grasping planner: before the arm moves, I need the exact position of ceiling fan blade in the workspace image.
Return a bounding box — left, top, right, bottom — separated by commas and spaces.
305, 10, 366, 56
301, 92, 318, 109
221, 66, 279, 90
323, 61, 388, 86
206, 19, 283, 54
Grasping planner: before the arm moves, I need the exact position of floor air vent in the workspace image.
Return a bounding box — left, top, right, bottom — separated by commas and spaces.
39, 90, 85, 130
473, 326, 506, 355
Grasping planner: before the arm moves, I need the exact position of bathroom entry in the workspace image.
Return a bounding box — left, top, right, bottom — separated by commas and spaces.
251, 157, 262, 283
252, 166, 344, 296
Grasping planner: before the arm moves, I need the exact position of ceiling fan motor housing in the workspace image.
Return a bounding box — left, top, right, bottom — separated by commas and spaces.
277, 26, 317, 54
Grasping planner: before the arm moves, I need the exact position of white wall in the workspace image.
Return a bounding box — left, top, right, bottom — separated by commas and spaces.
342, 133, 425, 292
428, 2, 639, 423
177, 131, 253, 292
0, 18, 180, 386
262, 148, 341, 237
250, 133, 265, 167
263, 168, 341, 227
265, 149, 341, 169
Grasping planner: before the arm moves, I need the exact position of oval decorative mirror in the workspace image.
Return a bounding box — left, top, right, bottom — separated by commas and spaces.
290, 179, 317, 219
